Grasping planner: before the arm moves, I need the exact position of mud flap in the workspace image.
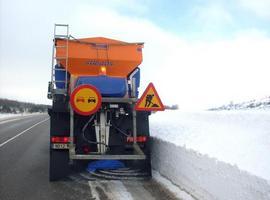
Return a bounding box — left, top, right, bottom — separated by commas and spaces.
49, 149, 70, 181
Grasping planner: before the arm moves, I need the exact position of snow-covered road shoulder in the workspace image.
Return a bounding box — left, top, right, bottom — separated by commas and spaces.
0, 113, 26, 120
0, 113, 44, 120
150, 110, 270, 180
151, 137, 270, 200
153, 170, 196, 200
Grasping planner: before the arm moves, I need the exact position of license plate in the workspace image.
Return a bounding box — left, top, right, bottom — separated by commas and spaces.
52, 143, 69, 149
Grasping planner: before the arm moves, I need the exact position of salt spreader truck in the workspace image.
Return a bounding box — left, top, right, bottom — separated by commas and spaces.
47, 24, 164, 181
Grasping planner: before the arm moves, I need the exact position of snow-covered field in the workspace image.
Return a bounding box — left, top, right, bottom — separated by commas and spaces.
150, 110, 270, 199
0, 113, 28, 119
150, 110, 270, 181
0, 113, 43, 123
151, 138, 270, 200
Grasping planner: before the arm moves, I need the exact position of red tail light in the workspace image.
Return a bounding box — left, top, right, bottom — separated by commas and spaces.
51, 136, 71, 143
83, 145, 91, 154
127, 136, 147, 143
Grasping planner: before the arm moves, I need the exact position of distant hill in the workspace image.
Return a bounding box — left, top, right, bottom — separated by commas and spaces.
209, 96, 270, 111
0, 98, 48, 113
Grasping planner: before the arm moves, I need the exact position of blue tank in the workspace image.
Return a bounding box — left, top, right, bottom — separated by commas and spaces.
76, 76, 127, 97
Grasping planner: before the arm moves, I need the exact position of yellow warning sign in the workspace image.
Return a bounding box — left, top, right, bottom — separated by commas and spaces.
135, 83, 165, 111
70, 85, 102, 115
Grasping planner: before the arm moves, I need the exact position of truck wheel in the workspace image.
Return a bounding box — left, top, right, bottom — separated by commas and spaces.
49, 149, 70, 181
126, 143, 152, 178
143, 143, 152, 177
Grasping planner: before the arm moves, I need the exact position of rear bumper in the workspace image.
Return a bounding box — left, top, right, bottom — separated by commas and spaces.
69, 143, 146, 160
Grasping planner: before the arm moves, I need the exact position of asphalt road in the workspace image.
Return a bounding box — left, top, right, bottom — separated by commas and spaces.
0, 114, 182, 200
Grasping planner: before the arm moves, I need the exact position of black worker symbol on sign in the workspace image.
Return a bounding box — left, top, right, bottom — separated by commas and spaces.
145, 94, 159, 108
88, 97, 96, 103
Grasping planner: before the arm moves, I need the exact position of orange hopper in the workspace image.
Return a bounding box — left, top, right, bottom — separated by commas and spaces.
55, 37, 144, 78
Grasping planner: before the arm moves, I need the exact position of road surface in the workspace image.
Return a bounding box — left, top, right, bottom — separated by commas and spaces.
0, 114, 183, 200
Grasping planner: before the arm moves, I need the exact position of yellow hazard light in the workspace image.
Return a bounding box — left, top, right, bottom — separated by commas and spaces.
99, 66, 107, 75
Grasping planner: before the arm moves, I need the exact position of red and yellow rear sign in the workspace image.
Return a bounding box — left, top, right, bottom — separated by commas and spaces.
135, 83, 165, 111
70, 85, 102, 116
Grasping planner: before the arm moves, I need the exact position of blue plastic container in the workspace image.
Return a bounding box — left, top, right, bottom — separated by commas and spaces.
76, 76, 127, 97
55, 64, 69, 89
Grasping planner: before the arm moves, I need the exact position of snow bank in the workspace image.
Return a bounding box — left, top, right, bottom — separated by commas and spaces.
0, 113, 25, 119
153, 170, 195, 200
0, 113, 43, 121
151, 138, 270, 200
150, 110, 270, 180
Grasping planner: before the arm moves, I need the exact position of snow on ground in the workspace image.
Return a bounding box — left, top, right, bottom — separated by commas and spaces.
0, 113, 26, 119
151, 138, 270, 200
153, 170, 195, 200
0, 113, 43, 121
150, 110, 270, 181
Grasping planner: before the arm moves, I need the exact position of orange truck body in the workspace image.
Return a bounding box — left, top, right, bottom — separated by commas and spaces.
55, 37, 144, 78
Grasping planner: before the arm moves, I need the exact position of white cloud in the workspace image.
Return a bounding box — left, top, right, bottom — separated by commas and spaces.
153, 33, 270, 109
68, 5, 270, 109
237, 0, 270, 19
89, 0, 149, 14
191, 4, 234, 29
1, 1, 270, 110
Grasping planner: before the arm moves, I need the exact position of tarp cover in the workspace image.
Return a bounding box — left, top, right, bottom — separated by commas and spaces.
87, 160, 125, 172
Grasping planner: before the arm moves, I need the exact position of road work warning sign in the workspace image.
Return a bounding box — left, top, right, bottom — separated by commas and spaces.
135, 83, 165, 111
70, 84, 102, 116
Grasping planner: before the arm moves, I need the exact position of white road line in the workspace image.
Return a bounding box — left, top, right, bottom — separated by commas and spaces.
0, 118, 49, 148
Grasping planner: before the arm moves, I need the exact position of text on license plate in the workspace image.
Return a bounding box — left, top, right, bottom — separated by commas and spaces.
52, 143, 69, 149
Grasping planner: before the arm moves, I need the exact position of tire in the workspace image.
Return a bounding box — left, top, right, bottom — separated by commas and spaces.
141, 141, 152, 177
144, 142, 152, 177
136, 112, 152, 177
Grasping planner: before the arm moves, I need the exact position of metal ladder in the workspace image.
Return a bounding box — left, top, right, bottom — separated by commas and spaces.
50, 24, 69, 97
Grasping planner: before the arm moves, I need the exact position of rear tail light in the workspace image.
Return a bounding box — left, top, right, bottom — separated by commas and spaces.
51, 136, 71, 143
127, 136, 147, 143
82, 145, 91, 154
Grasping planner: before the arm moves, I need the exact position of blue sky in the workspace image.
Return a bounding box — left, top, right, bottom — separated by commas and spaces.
1, 0, 270, 109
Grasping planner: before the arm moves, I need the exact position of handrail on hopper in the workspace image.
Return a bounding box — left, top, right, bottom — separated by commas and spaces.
68, 35, 144, 46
